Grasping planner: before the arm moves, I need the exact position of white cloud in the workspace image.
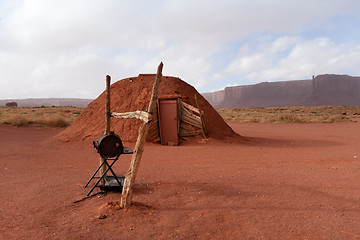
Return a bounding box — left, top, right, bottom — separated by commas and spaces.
227, 37, 360, 83
225, 54, 271, 74
1, 0, 360, 98
268, 36, 302, 54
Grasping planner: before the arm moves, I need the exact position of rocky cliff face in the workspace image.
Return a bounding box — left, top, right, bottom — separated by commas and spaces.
203, 74, 360, 108
302, 74, 360, 106
202, 90, 225, 108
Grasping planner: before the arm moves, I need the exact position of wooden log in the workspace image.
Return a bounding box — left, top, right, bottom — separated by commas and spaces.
181, 102, 200, 121
181, 113, 202, 128
120, 62, 163, 208
179, 121, 202, 137
181, 106, 201, 122
111, 111, 152, 123
181, 108, 202, 128
181, 101, 200, 114
177, 99, 181, 138
179, 122, 196, 131
147, 64, 163, 113
99, 75, 111, 185
147, 105, 160, 142
157, 99, 163, 144
179, 128, 202, 137
147, 119, 160, 142
180, 131, 202, 137
194, 94, 208, 139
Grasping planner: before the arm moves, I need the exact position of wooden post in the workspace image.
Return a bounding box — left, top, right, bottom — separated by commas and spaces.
105, 75, 111, 134
120, 62, 163, 208
99, 75, 111, 185
194, 94, 208, 139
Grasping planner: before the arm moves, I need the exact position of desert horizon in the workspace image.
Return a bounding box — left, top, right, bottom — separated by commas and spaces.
2, 73, 360, 109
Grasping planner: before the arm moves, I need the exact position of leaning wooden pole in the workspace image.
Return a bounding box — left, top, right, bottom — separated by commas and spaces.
99, 75, 111, 185
120, 62, 163, 208
105, 75, 111, 134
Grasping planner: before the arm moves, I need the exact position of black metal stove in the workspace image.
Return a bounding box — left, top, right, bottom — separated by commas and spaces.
84, 132, 133, 196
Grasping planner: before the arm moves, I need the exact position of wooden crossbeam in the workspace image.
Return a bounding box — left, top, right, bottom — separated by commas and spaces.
111, 111, 152, 123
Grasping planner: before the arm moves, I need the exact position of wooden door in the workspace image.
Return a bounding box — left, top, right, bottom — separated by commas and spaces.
159, 99, 178, 145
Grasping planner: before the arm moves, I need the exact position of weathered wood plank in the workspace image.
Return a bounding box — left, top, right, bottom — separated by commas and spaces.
179, 128, 202, 137
195, 94, 208, 139
181, 104, 200, 117
181, 107, 201, 122
179, 120, 202, 137
182, 116, 202, 129
181, 101, 200, 114
147, 119, 160, 142
181, 110, 202, 128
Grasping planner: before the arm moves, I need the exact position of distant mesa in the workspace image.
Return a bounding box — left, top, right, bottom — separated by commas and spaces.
3, 74, 359, 110
203, 74, 360, 108
0, 98, 92, 107
5, 101, 18, 107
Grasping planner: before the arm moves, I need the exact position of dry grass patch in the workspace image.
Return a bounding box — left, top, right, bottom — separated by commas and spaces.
42, 114, 69, 128
0, 106, 84, 128
269, 113, 305, 123
2, 105, 359, 127
2, 114, 29, 126
217, 106, 360, 123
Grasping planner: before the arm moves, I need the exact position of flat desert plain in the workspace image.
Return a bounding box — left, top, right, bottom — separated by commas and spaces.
0, 122, 359, 239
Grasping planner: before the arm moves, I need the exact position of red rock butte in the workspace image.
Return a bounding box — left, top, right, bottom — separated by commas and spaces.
203, 74, 360, 108
54, 74, 244, 144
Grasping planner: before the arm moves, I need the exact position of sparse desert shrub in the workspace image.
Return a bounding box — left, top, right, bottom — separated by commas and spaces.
279, 113, 304, 123
3, 115, 29, 126
269, 113, 304, 123
43, 115, 69, 128
216, 106, 360, 123
249, 117, 260, 123
323, 115, 348, 123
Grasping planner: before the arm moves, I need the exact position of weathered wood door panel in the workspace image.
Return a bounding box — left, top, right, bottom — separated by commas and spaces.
159, 99, 178, 145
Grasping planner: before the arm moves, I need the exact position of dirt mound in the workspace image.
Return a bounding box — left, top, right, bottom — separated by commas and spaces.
54, 75, 243, 144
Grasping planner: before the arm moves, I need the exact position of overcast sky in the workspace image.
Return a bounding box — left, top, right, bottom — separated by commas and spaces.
1, 0, 360, 99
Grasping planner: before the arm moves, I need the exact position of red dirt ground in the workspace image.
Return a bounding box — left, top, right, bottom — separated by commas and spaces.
1, 122, 360, 239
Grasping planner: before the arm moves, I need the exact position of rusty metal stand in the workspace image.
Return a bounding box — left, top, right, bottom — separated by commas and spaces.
85, 147, 133, 196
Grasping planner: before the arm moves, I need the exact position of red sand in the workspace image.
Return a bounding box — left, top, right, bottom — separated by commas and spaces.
1, 122, 360, 239
55, 75, 243, 144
